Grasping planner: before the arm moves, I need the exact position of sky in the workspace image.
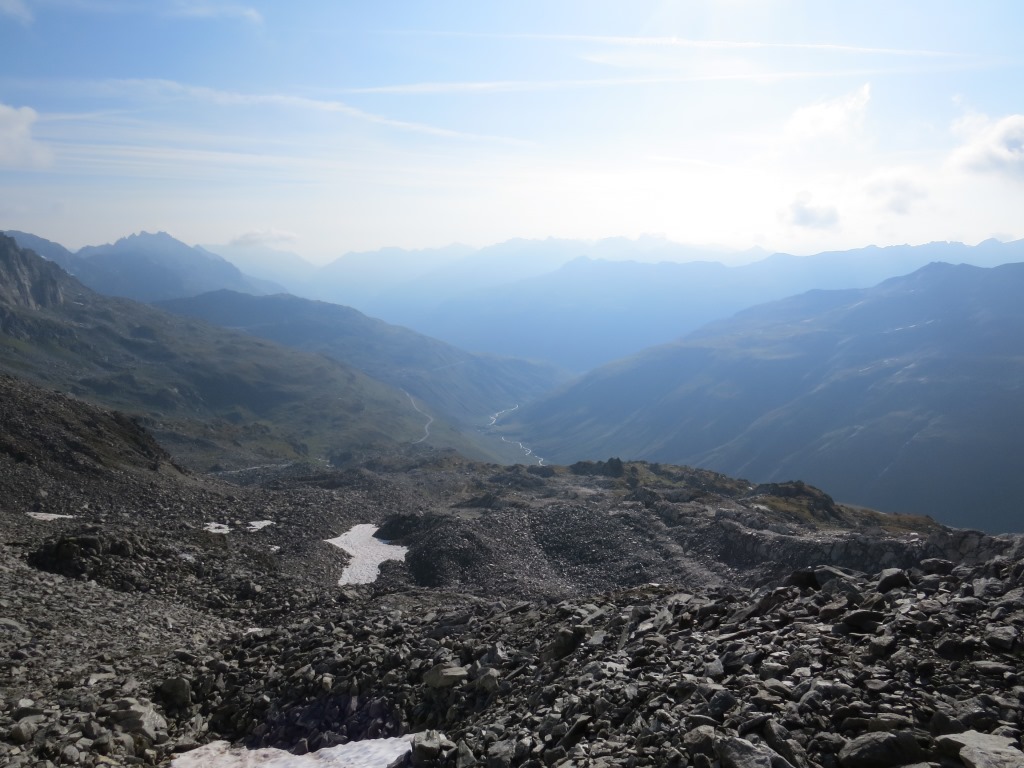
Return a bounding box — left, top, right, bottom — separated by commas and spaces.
2, 1, 1023, 263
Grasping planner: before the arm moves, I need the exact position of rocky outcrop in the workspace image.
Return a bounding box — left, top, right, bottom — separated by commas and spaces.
0, 234, 69, 311
136, 553, 1024, 768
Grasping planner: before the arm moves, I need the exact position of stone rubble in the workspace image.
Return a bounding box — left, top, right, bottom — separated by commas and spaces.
3, 372, 1024, 767
121, 554, 1022, 768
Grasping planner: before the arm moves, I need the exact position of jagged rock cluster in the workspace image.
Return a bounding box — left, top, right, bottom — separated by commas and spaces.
98, 552, 1023, 768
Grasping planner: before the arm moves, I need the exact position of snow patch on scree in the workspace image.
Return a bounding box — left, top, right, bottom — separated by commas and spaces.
325, 524, 408, 585
171, 735, 416, 767
26, 513, 75, 521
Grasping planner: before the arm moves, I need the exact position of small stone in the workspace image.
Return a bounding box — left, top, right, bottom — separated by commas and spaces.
9, 720, 37, 744
158, 677, 192, 708
876, 568, 910, 593
60, 744, 81, 764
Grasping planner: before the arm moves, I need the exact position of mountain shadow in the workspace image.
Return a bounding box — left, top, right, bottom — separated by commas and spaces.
508, 261, 1024, 532
156, 290, 567, 429
0, 235, 492, 470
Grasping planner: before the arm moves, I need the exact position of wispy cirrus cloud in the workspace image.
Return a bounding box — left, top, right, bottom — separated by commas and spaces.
0, 0, 32, 23
101, 78, 527, 143
347, 69, 893, 96
400, 32, 959, 59
6, 0, 262, 22
168, 1, 262, 24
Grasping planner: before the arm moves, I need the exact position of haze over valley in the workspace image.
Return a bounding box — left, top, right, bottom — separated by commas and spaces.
3, 4, 1024, 767
4, 228, 1023, 533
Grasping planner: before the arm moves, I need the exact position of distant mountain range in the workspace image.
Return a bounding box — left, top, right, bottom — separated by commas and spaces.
4, 230, 281, 302
506, 261, 1024, 532
6, 227, 1024, 532
214, 234, 1024, 371
400, 239, 1024, 371
14, 230, 1024, 372
204, 234, 755, 314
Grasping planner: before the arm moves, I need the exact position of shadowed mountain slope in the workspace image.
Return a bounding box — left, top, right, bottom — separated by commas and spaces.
0, 235, 492, 469
508, 261, 1024, 532
157, 290, 566, 428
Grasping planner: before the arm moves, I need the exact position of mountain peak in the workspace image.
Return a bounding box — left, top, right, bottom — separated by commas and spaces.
0, 235, 71, 310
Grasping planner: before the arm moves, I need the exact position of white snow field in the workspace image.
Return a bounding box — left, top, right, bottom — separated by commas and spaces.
171, 735, 416, 768
324, 524, 408, 585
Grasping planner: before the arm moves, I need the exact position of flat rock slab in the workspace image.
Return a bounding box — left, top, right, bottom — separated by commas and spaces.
938, 731, 1024, 768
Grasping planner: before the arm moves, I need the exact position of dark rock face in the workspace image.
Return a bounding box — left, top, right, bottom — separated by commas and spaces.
0, 234, 69, 311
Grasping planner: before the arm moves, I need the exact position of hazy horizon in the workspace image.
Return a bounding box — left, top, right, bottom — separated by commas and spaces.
8, 227, 1024, 269
3, 2, 1023, 261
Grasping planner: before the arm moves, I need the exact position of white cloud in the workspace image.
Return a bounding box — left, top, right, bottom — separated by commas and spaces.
951, 114, 1024, 180
786, 83, 870, 140
865, 173, 927, 215
0, 103, 53, 168
230, 229, 299, 247
0, 0, 31, 22
783, 194, 839, 229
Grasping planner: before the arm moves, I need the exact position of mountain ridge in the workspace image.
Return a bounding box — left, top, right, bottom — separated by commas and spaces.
4, 230, 284, 303
506, 260, 1024, 532
0, 234, 499, 470
156, 289, 568, 429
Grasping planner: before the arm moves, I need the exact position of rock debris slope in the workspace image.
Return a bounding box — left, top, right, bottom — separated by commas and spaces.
167, 555, 1024, 768
1, 372, 1023, 767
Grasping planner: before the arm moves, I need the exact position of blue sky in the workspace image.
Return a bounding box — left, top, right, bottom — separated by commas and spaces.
2, 1, 1023, 261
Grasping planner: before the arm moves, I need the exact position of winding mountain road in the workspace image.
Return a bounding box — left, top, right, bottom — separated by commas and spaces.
489, 404, 544, 465
488, 404, 519, 426
404, 390, 433, 444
